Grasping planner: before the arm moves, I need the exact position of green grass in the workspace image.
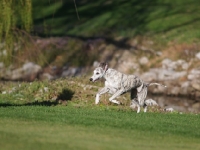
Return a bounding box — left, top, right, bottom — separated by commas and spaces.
0, 78, 200, 150
32, 0, 200, 42
0, 105, 199, 150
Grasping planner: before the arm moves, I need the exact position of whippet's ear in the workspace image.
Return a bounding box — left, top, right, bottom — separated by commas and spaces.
104, 63, 108, 71
99, 62, 108, 70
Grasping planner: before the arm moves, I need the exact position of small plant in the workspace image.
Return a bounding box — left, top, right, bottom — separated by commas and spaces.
0, 0, 32, 66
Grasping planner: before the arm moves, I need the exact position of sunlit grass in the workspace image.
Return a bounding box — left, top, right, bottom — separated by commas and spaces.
0, 105, 199, 150
32, 0, 200, 42
0, 78, 199, 149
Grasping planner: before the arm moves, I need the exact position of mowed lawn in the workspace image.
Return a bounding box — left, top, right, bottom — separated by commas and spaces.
0, 105, 199, 150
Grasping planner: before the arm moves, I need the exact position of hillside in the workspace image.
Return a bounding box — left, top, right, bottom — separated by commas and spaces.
32, 0, 200, 42
0, 0, 200, 105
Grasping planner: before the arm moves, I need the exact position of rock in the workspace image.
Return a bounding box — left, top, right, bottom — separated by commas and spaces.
160, 69, 186, 80
0, 62, 5, 78
93, 61, 99, 67
162, 58, 189, 70
180, 81, 191, 95
139, 56, 149, 65
61, 67, 83, 77
181, 62, 189, 70
194, 91, 200, 99
2, 91, 6, 94
0, 50, 7, 56
140, 71, 157, 82
170, 86, 180, 96
0, 62, 4, 69
156, 51, 162, 56
164, 107, 174, 112
5, 62, 42, 81
143, 68, 186, 81
192, 103, 200, 109
162, 58, 173, 70
22, 62, 41, 73
40, 73, 54, 80
177, 59, 189, 70
195, 52, 200, 60
191, 81, 200, 91
145, 99, 158, 106
188, 68, 200, 80
116, 50, 138, 73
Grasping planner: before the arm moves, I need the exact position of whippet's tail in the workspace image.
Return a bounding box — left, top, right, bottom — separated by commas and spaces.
147, 83, 167, 88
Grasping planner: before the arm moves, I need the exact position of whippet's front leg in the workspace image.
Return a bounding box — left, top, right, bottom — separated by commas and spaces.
95, 87, 109, 104
109, 89, 124, 105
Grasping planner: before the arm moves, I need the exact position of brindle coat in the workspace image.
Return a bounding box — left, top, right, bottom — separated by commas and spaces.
90, 63, 166, 113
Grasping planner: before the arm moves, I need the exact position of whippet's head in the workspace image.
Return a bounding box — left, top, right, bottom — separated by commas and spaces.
89, 62, 108, 82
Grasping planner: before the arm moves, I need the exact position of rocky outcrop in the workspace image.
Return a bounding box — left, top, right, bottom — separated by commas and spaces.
0, 62, 88, 81
1, 57, 199, 101
0, 62, 42, 81
140, 58, 200, 100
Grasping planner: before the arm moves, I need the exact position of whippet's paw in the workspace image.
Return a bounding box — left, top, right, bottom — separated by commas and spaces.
116, 102, 121, 105
95, 101, 100, 105
112, 100, 120, 105
136, 108, 141, 113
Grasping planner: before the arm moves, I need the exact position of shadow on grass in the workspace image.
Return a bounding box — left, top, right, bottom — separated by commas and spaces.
0, 88, 74, 107
33, 0, 200, 37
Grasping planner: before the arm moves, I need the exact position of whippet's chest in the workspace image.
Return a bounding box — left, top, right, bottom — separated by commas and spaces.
104, 78, 121, 89
104, 69, 122, 87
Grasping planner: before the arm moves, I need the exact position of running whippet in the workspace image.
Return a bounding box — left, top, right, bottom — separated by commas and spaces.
89, 62, 166, 113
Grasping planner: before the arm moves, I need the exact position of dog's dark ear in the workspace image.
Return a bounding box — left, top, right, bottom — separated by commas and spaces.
104, 63, 108, 71
99, 62, 108, 70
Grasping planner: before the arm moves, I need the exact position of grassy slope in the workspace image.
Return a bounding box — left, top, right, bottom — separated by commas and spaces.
29, 0, 200, 68
0, 106, 199, 150
6, 1, 199, 69
33, 0, 200, 42
0, 79, 200, 150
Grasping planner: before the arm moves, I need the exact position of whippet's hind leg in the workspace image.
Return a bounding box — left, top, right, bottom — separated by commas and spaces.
130, 89, 140, 113
108, 89, 124, 104
143, 103, 148, 112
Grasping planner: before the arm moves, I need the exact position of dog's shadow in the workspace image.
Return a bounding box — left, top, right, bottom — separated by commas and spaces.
0, 88, 74, 107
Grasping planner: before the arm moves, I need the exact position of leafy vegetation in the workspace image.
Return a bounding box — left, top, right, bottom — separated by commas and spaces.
0, 0, 32, 66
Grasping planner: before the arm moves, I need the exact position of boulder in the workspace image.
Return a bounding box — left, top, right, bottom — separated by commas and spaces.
0, 62, 4, 69
162, 58, 189, 70
145, 99, 158, 106
191, 80, 200, 91
164, 107, 174, 112
170, 86, 180, 96
180, 81, 191, 95
195, 52, 200, 60
140, 71, 157, 82
139, 56, 149, 65
141, 68, 187, 81
188, 68, 200, 80
5, 62, 42, 81
61, 67, 83, 77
